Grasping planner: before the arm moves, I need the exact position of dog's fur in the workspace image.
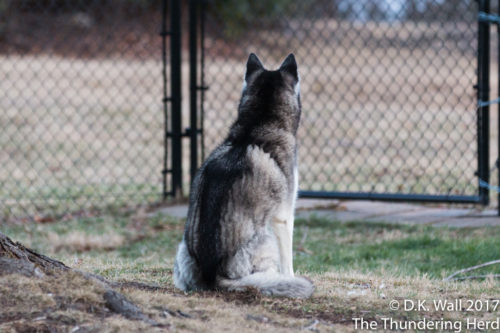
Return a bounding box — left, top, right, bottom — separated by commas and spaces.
173, 53, 314, 298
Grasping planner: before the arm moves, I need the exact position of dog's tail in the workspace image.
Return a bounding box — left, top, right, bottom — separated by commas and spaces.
218, 272, 314, 299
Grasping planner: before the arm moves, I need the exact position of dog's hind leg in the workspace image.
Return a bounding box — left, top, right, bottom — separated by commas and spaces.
272, 213, 294, 276
218, 233, 313, 298
272, 168, 298, 277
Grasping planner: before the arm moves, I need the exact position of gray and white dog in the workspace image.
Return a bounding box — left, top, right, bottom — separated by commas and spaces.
173, 53, 314, 298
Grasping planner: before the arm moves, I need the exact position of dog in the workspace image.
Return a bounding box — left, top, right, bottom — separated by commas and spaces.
173, 53, 313, 298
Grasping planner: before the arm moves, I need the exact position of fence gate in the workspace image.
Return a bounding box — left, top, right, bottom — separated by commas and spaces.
186, 0, 495, 206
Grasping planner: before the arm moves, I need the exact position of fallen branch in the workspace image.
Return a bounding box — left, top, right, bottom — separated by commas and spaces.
103, 289, 158, 325
448, 274, 500, 281
111, 280, 171, 292
444, 259, 500, 281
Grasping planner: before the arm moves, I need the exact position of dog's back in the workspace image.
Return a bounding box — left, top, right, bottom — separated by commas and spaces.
174, 54, 314, 298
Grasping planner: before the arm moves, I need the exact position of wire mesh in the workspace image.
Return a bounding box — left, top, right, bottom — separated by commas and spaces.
0, 1, 165, 220
0, 0, 487, 221
201, 0, 480, 198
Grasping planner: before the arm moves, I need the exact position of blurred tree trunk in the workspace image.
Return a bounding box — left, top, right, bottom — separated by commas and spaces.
0, 231, 157, 323
0, 232, 68, 276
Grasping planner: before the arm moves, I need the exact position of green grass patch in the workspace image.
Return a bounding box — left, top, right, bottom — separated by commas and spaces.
2, 212, 499, 283
294, 216, 500, 279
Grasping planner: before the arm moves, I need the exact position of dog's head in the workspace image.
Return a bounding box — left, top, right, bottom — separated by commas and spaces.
238, 53, 301, 134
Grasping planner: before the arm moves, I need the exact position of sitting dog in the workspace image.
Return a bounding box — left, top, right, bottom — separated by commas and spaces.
173, 53, 313, 298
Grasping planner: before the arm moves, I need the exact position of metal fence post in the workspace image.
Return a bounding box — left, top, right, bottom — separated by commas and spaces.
189, 0, 199, 183
161, 0, 171, 199
477, 0, 490, 206
170, 0, 183, 197
199, 0, 207, 163
188, 0, 208, 184
498, 0, 500, 215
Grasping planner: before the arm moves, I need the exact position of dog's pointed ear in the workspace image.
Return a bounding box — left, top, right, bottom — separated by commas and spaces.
245, 53, 264, 81
279, 53, 298, 81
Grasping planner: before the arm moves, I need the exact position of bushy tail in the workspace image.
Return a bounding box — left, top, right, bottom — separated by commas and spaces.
218, 272, 314, 299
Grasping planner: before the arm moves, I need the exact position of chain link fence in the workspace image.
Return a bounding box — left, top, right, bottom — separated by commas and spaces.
201, 0, 481, 199
1, 1, 165, 220
0, 0, 491, 221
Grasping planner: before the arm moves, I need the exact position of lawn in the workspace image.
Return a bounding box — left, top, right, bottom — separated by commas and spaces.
1, 208, 499, 332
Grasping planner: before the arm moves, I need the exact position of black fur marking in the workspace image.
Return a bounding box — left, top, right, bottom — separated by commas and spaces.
245, 53, 264, 80
279, 53, 298, 82
194, 146, 249, 288
185, 175, 202, 259
230, 66, 301, 184
233, 71, 287, 141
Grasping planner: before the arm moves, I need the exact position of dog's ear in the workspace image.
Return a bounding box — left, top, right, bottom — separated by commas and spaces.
245, 53, 264, 81
279, 53, 298, 82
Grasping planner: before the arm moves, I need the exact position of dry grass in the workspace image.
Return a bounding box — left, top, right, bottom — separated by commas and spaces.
47, 231, 125, 253
0, 271, 108, 332
1, 210, 499, 332
1, 268, 498, 332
